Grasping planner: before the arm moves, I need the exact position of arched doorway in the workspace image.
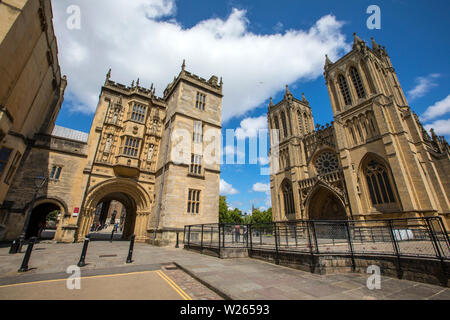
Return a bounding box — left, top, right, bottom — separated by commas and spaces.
306, 186, 348, 239
77, 178, 151, 242
307, 186, 347, 220
25, 202, 61, 239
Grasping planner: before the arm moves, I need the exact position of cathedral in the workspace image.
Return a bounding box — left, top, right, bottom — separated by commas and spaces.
268, 34, 450, 228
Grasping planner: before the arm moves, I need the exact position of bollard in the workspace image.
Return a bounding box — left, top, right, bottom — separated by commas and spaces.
77, 237, 90, 267
9, 240, 19, 254
126, 235, 136, 264
110, 228, 116, 243
18, 237, 37, 272
175, 232, 179, 248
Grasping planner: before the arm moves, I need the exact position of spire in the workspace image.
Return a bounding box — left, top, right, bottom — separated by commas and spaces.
106, 68, 111, 82
136, 78, 140, 87
181, 59, 186, 72
219, 77, 223, 87
284, 85, 292, 100
131, 80, 135, 87
352, 32, 366, 50
302, 92, 309, 105
325, 54, 333, 68
269, 97, 274, 108
371, 37, 380, 50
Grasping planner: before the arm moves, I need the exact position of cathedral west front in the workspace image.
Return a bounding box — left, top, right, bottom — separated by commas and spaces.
268, 34, 450, 228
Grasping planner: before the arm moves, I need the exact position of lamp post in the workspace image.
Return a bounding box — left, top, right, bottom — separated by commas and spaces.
17, 176, 48, 253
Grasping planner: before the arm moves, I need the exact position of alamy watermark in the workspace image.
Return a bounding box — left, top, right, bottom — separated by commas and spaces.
366, 265, 381, 290
366, 5, 381, 30
66, 265, 81, 290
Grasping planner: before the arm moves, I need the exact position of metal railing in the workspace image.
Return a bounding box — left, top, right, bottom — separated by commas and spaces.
184, 217, 450, 261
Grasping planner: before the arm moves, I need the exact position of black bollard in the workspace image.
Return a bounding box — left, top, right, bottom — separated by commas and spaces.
126, 235, 136, 264
77, 237, 90, 267
110, 228, 115, 243
18, 237, 37, 272
9, 240, 19, 254
175, 232, 179, 248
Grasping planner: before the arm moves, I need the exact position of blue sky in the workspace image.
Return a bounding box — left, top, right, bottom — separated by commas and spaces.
52, 0, 450, 214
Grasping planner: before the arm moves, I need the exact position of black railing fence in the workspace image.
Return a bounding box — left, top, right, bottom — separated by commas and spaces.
184, 217, 450, 261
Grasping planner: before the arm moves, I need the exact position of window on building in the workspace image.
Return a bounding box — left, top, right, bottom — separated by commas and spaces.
281, 112, 288, 138
4, 152, 21, 184
350, 67, 366, 99
49, 165, 62, 180
365, 159, 396, 205
190, 154, 202, 175
130, 103, 147, 123
297, 111, 303, 135
282, 180, 295, 216
123, 136, 140, 157
193, 121, 203, 143
195, 92, 206, 111
0, 148, 12, 179
338, 75, 352, 105
187, 189, 200, 214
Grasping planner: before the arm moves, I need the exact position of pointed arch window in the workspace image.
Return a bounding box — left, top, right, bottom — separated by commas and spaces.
338, 75, 352, 105
297, 111, 303, 135
350, 67, 366, 99
365, 159, 396, 205
282, 180, 295, 216
281, 112, 288, 138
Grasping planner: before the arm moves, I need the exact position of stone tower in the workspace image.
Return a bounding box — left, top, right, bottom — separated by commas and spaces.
324, 33, 450, 223
148, 61, 223, 245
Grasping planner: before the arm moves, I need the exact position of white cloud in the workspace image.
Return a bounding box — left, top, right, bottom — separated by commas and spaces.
52, 1, 350, 121
407, 73, 440, 100
252, 182, 270, 193
235, 116, 268, 139
424, 119, 450, 136
420, 94, 450, 122
220, 179, 239, 195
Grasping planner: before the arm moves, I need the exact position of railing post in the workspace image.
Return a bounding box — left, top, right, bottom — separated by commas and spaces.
175, 232, 179, 248
273, 222, 279, 264
200, 225, 204, 251
388, 220, 403, 279
285, 225, 289, 248
245, 225, 249, 248
218, 224, 221, 249
187, 226, 191, 247
425, 218, 444, 261
210, 226, 213, 246
249, 224, 253, 251
222, 224, 225, 248
126, 234, 135, 264
294, 223, 298, 247
183, 226, 186, 245
311, 221, 319, 254
345, 221, 355, 271
427, 217, 449, 284
260, 226, 262, 245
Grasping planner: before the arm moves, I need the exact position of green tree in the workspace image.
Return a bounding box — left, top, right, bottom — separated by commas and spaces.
218, 196, 244, 224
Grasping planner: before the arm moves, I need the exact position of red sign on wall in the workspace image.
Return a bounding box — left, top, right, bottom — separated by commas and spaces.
74, 207, 79, 213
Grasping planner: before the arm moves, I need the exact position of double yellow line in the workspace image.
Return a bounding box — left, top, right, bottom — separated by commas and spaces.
156, 270, 192, 300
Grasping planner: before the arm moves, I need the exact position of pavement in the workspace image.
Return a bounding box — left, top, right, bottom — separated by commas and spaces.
0, 240, 448, 300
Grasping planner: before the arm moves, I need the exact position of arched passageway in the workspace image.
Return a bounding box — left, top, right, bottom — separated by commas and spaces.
25, 202, 61, 239
76, 179, 151, 242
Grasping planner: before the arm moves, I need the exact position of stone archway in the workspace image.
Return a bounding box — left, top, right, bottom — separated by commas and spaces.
76, 178, 151, 242
25, 202, 60, 239
306, 185, 347, 221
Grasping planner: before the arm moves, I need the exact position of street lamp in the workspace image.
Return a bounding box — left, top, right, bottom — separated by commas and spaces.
16, 175, 48, 252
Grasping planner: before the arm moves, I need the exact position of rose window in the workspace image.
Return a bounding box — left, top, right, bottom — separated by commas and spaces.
315, 152, 339, 175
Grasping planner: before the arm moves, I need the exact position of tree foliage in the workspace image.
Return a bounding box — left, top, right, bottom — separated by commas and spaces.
219, 196, 272, 225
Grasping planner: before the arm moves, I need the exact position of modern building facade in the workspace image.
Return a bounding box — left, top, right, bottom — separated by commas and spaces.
268, 34, 450, 228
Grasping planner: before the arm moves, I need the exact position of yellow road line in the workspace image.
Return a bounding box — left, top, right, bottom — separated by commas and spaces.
156, 270, 192, 300
0, 270, 158, 289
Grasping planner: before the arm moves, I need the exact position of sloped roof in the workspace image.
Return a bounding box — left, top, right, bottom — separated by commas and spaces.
52, 125, 89, 142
